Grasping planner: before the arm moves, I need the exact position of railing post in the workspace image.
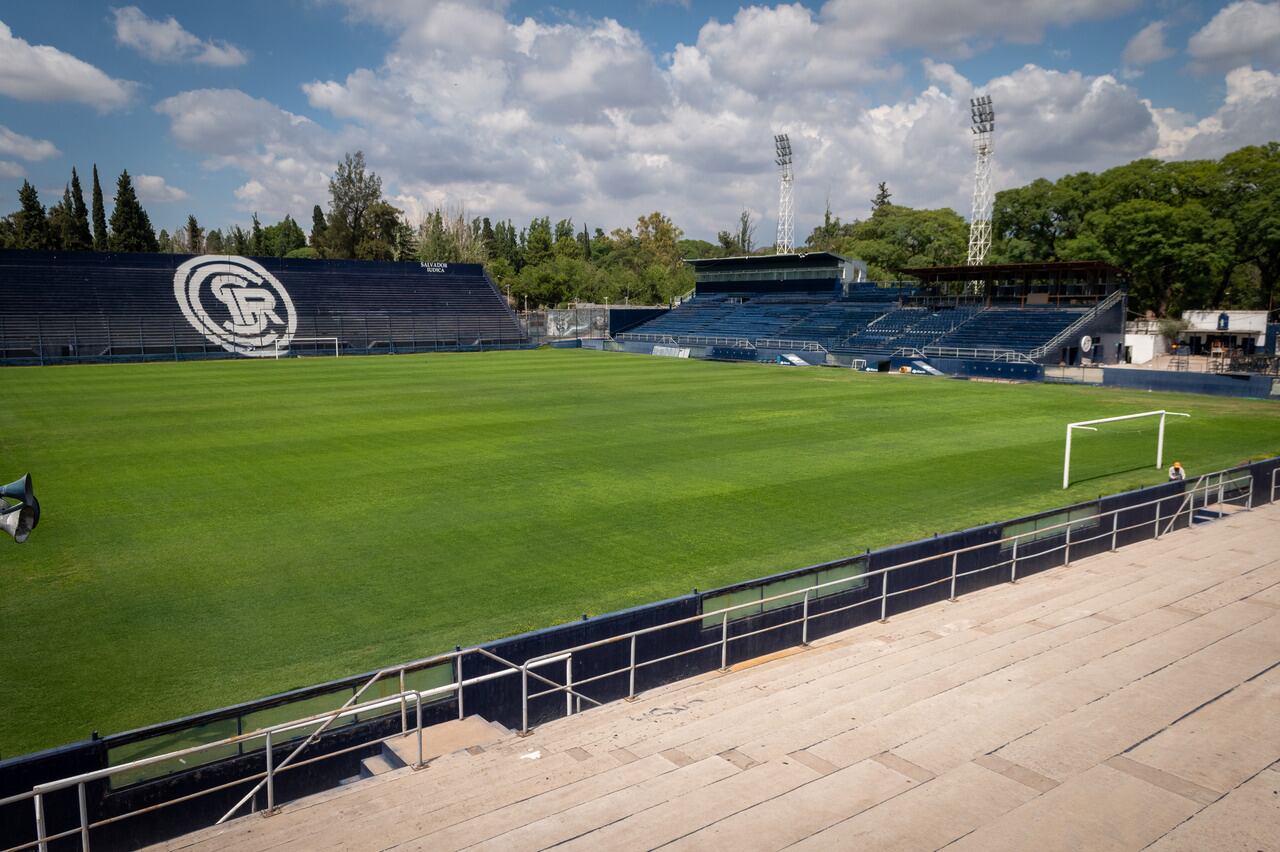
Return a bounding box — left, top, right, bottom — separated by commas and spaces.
1110, 511, 1119, 551
34, 792, 46, 852
1154, 499, 1162, 539
1246, 478, 1253, 511
414, 692, 424, 769
801, 590, 810, 646
1011, 538, 1019, 583
456, 656, 464, 720
719, 612, 729, 671
879, 571, 889, 623
627, 635, 637, 701
519, 666, 530, 736
565, 656, 574, 717
264, 730, 275, 815
948, 553, 958, 601
1065, 525, 1072, 565
78, 781, 89, 851
399, 668, 407, 733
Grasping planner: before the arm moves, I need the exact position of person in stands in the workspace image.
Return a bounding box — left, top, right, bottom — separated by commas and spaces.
1168, 461, 1186, 481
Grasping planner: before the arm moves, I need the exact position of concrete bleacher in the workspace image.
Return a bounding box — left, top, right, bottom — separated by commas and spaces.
0, 251, 526, 363
156, 502, 1280, 851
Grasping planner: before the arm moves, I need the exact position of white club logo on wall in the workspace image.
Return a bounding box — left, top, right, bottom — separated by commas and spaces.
174, 256, 297, 356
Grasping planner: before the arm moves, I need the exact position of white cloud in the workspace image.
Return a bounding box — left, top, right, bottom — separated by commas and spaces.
134, 174, 189, 203
151, 4, 1280, 242
1122, 21, 1174, 69
0, 160, 25, 179
1187, 1, 1280, 72
156, 89, 337, 217
0, 20, 135, 110
112, 6, 247, 67
1152, 66, 1280, 159
0, 125, 60, 161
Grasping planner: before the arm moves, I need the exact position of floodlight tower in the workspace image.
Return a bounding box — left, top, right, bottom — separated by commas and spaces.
966, 95, 995, 267
775, 133, 794, 254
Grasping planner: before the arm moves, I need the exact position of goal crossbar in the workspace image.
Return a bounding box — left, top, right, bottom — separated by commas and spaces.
1063, 410, 1190, 489
274, 337, 340, 359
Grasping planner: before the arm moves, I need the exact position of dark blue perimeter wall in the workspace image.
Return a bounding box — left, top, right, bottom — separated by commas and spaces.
0, 250, 528, 365
1103, 367, 1278, 400
3, 456, 1277, 849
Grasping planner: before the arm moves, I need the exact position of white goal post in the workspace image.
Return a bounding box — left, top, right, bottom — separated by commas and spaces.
274, 337, 340, 359
1063, 410, 1190, 489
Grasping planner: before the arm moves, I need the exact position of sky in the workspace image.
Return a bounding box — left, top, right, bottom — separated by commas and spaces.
1, 0, 1279, 243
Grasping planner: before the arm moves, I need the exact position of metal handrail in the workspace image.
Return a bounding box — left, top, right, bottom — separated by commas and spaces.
514, 469, 1256, 735
1029, 289, 1124, 360
922, 345, 1035, 363
5, 465, 1261, 851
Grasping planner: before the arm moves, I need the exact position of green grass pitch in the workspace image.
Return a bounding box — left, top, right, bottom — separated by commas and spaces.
2, 349, 1278, 757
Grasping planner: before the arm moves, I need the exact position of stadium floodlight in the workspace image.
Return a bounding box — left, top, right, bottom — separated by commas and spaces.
1063, 410, 1190, 489
775, 133, 794, 254
967, 95, 995, 269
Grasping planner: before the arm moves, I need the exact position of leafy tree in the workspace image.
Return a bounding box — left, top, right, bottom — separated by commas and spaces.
206, 228, 225, 254
737, 210, 755, 254
258, 214, 307, 257
14, 181, 54, 249
871, 182, 892, 209
309, 204, 327, 252
324, 151, 383, 258
91, 165, 108, 251
184, 214, 204, 254
525, 217, 553, 267
47, 185, 75, 249
107, 170, 158, 252
228, 225, 250, 255
251, 213, 264, 255
67, 168, 92, 250
157, 228, 172, 252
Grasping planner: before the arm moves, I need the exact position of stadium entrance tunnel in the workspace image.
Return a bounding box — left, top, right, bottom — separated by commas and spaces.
2, 455, 1276, 850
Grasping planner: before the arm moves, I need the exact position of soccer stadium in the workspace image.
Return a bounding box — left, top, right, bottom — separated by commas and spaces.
3, 4, 1280, 851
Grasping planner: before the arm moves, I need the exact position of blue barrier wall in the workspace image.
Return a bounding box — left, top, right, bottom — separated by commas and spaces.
2, 456, 1273, 849
1102, 367, 1277, 399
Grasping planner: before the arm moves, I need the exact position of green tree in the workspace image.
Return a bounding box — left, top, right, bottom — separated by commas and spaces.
871, 182, 892, 209
206, 228, 225, 254
67, 168, 92, 250
14, 181, 54, 249
184, 214, 203, 254
309, 204, 327, 253
47, 185, 75, 249
91, 165, 108, 251
525, 217, 553, 267
228, 225, 250, 255
324, 151, 383, 258
107, 170, 158, 252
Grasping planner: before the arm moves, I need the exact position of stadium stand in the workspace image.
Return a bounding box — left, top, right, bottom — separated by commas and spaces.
619, 257, 1127, 366
0, 251, 527, 365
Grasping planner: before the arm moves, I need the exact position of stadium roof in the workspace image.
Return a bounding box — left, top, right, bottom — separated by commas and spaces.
897, 260, 1125, 282
684, 251, 850, 269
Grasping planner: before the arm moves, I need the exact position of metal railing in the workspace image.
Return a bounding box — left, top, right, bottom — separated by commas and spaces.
922, 345, 1035, 363
617, 333, 755, 348
510, 469, 1254, 736
753, 339, 827, 352
1029, 289, 1124, 361
1, 465, 1262, 851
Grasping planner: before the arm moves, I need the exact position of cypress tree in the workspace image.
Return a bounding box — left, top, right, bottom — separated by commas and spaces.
108, 170, 159, 252
68, 168, 93, 250
251, 213, 264, 255
91, 165, 108, 251
185, 214, 203, 254
309, 204, 327, 250
15, 181, 54, 249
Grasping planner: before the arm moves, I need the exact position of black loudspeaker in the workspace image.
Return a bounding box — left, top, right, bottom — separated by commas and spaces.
0, 503, 34, 543
0, 473, 39, 529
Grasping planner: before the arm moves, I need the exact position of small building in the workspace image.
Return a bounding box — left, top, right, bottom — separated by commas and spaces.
685, 252, 867, 297
1180, 311, 1268, 356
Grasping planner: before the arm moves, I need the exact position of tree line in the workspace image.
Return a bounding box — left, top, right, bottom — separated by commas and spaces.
2, 143, 1277, 314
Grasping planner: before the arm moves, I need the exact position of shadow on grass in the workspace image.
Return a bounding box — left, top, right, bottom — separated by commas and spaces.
1068, 460, 1158, 487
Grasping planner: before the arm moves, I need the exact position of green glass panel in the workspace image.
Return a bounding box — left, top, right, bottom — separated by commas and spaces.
814, 561, 868, 596
108, 717, 239, 789
701, 587, 762, 629
240, 688, 355, 749
762, 574, 815, 612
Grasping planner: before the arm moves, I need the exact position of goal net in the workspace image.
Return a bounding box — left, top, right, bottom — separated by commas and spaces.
274, 337, 340, 359
1063, 410, 1189, 489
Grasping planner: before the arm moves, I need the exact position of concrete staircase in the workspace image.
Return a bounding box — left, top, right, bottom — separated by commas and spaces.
153, 503, 1280, 851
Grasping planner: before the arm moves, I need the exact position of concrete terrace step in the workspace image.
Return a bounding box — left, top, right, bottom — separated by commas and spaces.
150, 503, 1280, 852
